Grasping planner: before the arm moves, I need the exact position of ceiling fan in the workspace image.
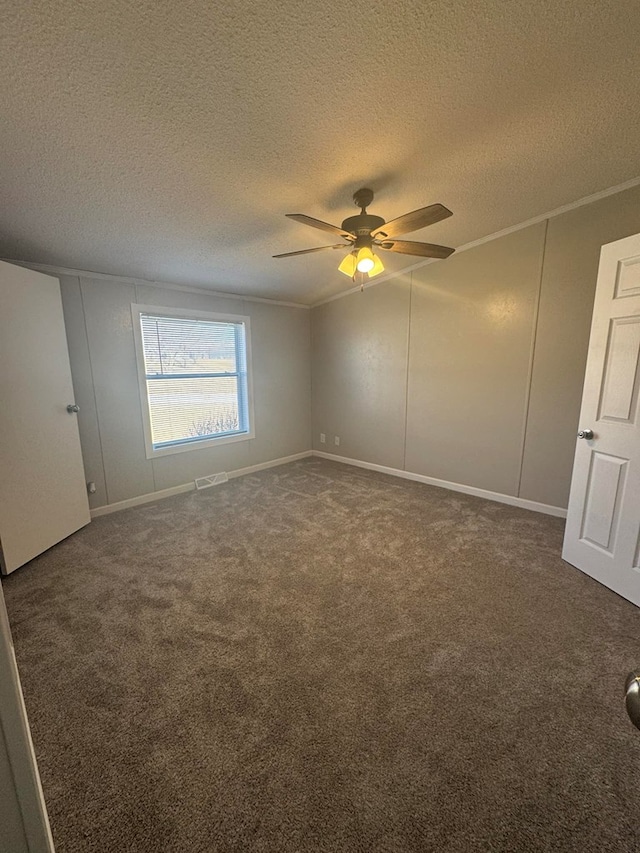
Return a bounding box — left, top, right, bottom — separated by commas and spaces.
274, 187, 455, 281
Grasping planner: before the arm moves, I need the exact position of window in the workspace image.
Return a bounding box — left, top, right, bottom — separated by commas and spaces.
132, 305, 254, 458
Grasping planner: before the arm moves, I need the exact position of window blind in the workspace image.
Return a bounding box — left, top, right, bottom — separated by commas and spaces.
139, 313, 249, 449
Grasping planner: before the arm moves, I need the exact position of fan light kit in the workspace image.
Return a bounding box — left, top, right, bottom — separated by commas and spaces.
274, 187, 455, 287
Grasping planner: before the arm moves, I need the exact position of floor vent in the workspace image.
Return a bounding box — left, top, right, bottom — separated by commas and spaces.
195, 472, 229, 490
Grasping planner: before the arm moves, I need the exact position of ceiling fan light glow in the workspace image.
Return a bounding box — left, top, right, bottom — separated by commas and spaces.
355, 247, 375, 273
276, 190, 453, 288
338, 252, 358, 277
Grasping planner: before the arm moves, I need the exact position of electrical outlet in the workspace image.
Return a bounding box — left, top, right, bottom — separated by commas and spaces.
320, 433, 326, 444
334, 436, 340, 446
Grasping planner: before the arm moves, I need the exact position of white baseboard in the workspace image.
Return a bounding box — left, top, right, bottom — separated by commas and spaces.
90, 449, 567, 519
90, 482, 195, 517
225, 451, 313, 481
90, 451, 313, 518
312, 450, 568, 518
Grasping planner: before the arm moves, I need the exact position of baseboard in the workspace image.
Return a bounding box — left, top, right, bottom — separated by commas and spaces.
225, 451, 313, 481
90, 449, 566, 519
312, 451, 568, 518
90, 451, 313, 517
90, 482, 195, 517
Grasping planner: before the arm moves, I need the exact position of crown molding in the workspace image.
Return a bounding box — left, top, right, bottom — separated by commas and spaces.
0, 259, 310, 310
311, 175, 640, 308
5, 174, 640, 312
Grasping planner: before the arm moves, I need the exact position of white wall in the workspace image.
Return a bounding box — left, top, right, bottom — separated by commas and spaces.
59, 276, 311, 510
312, 183, 640, 511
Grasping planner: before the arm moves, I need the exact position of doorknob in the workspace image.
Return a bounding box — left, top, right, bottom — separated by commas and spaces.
66, 404, 80, 414
625, 672, 640, 731
577, 428, 594, 440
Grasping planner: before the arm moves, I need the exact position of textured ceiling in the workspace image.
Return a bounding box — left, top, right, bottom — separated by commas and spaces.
1, 0, 640, 305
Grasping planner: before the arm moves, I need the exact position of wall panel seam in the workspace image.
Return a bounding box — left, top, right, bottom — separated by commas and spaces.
79, 277, 110, 506
308, 307, 314, 450
402, 272, 413, 471
516, 219, 549, 497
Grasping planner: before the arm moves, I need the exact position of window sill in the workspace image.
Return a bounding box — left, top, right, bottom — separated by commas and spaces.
144, 429, 255, 460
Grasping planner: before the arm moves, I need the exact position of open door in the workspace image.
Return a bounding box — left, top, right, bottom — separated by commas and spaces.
0, 583, 55, 852
0, 262, 90, 574
563, 233, 640, 606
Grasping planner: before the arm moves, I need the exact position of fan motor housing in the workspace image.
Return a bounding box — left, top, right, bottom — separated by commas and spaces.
341, 213, 386, 237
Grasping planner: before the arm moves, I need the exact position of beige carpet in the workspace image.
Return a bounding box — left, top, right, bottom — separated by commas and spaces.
3, 458, 640, 852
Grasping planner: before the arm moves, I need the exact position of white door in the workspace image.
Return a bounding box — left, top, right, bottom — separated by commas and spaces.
0, 262, 90, 575
0, 584, 55, 852
563, 233, 640, 606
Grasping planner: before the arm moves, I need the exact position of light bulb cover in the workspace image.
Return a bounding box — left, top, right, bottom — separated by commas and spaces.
338, 248, 384, 280
356, 247, 375, 273
368, 253, 385, 278
338, 252, 358, 277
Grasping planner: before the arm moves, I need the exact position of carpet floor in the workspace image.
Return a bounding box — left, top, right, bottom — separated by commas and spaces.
3, 458, 640, 852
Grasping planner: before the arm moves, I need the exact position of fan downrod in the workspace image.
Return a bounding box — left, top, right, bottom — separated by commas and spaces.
353, 187, 374, 212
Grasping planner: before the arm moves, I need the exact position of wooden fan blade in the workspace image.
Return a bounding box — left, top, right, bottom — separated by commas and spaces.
372, 203, 452, 238
286, 214, 355, 240
377, 240, 455, 259
273, 244, 347, 258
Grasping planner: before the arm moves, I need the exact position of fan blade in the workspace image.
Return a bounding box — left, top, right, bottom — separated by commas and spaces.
372, 203, 452, 238
273, 244, 347, 258
377, 240, 455, 259
286, 214, 355, 240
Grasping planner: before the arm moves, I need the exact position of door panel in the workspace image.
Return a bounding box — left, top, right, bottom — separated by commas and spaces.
598, 318, 640, 422
0, 262, 90, 574
563, 233, 640, 606
580, 453, 626, 552
615, 254, 640, 298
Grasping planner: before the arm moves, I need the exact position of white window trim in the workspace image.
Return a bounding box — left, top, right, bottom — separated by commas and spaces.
131, 303, 255, 460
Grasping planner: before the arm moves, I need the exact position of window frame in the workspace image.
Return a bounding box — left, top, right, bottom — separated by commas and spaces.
131, 303, 255, 460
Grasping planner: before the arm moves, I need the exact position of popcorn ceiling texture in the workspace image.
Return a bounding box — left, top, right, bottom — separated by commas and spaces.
1, 0, 639, 304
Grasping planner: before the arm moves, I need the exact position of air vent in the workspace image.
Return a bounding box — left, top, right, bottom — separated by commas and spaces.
195, 472, 229, 490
